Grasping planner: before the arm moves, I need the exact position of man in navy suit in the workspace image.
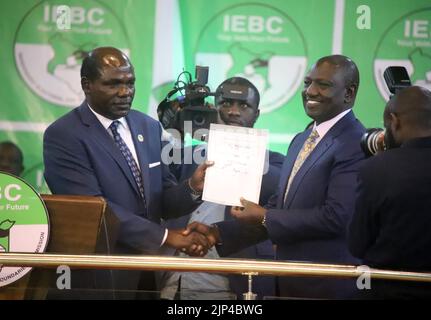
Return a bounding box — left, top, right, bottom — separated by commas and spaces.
186, 55, 366, 299
158, 77, 284, 299
348, 86, 431, 299
43, 47, 211, 294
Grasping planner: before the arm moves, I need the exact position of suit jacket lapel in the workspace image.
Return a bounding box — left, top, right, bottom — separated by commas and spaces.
77, 103, 141, 197
277, 131, 309, 208
284, 135, 333, 208
126, 114, 151, 204
283, 111, 356, 208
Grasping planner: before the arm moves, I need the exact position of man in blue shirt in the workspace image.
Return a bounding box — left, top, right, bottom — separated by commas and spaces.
158, 77, 284, 299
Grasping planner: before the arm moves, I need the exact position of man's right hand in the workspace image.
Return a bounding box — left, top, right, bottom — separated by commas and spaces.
165, 229, 211, 257
182, 222, 220, 247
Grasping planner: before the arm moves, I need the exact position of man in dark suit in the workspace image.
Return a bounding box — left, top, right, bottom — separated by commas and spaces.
186, 55, 366, 299
348, 86, 431, 299
43, 47, 211, 295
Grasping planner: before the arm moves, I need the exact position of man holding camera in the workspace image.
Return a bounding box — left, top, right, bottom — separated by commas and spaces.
186, 55, 366, 299
43, 47, 212, 296
158, 77, 284, 299
348, 86, 431, 299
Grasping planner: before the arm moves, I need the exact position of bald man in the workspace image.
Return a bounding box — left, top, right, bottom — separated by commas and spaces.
43, 47, 211, 296
349, 86, 431, 299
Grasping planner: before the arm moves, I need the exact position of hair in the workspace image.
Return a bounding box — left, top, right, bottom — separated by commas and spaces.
0, 141, 23, 164
80, 51, 101, 81
80, 47, 132, 81
317, 54, 360, 90
390, 86, 431, 130
215, 77, 260, 109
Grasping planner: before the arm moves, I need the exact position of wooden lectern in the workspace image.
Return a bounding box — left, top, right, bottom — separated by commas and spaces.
0, 195, 119, 300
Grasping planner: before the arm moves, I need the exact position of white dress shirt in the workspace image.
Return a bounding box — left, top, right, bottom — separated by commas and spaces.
87, 104, 140, 170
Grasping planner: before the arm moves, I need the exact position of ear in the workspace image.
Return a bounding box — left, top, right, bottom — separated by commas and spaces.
252, 109, 260, 126
81, 77, 90, 94
255, 109, 260, 120
390, 112, 400, 130
344, 84, 357, 104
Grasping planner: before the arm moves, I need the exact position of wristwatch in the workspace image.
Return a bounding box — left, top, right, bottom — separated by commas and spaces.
187, 178, 202, 196
261, 213, 267, 228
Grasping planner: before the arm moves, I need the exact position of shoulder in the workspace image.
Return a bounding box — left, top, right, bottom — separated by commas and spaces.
351, 118, 366, 135
268, 150, 285, 165
340, 114, 366, 138
128, 109, 159, 125
362, 150, 396, 169
333, 114, 366, 150
45, 107, 81, 136
331, 122, 367, 164
127, 109, 163, 137
359, 151, 397, 182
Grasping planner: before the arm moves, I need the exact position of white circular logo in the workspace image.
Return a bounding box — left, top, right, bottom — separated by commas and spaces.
14, 0, 131, 107
193, 3, 307, 114
0, 173, 50, 287
374, 8, 431, 101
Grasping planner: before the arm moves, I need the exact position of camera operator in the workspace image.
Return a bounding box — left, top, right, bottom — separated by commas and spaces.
158, 77, 284, 300
348, 86, 431, 299
360, 66, 412, 157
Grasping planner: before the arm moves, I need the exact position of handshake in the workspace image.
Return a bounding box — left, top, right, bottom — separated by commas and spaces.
164, 198, 266, 256
165, 222, 220, 257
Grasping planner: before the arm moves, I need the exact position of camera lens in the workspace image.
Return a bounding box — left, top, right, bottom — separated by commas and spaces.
360, 128, 385, 157
193, 114, 206, 126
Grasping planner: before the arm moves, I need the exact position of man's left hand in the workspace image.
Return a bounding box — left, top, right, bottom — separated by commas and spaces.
231, 197, 267, 225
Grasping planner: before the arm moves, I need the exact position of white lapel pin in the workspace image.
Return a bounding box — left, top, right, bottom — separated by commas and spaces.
138, 134, 144, 142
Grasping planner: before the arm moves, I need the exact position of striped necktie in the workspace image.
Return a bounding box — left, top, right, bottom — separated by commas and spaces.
109, 120, 145, 200
283, 129, 319, 203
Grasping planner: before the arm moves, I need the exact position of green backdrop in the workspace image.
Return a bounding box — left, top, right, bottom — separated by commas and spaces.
0, 0, 430, 191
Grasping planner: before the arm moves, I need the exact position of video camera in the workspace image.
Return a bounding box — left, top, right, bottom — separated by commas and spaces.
157, 66, 218, 139
360, 66, 412, 157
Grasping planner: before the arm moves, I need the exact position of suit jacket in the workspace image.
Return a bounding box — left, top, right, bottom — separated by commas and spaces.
161, 144, 285, 298
348, 137, 431, 299
43, 102, 199, 293
217, 111, 366, 299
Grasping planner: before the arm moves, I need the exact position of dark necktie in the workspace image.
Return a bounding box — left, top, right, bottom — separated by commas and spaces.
109, 120, 145, 200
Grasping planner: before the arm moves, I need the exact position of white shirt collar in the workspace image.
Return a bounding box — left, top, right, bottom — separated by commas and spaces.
87, 103, 129, 131
313, 109, 352, 139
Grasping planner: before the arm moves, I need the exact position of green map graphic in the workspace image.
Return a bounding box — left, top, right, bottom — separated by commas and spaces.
409, 48, 431, 83
226, 43, 274, 92
0, 220, 15, 252
47, 32, 96, 74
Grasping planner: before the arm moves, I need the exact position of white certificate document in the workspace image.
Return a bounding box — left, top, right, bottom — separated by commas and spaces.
202, 124, 269, 206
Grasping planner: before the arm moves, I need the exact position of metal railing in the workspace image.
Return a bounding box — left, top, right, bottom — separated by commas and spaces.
1, 252, 431, 283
